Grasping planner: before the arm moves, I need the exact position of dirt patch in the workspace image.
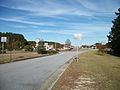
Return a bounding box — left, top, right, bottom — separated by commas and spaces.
74, 74, 96, 90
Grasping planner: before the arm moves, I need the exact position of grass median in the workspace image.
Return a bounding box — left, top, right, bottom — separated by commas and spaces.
52, 51, 120, 90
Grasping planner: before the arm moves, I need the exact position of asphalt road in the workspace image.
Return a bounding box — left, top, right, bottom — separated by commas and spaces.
0, 51, 85, 90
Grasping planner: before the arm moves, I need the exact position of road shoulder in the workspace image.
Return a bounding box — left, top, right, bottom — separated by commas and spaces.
52, 51, 120, 90
37, 56, 75, 90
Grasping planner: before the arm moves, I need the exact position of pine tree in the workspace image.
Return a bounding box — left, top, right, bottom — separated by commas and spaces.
108, 8, 120, 56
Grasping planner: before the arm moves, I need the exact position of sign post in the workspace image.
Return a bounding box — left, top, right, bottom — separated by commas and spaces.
74, 33, 82, 62
1, 37, 7, 54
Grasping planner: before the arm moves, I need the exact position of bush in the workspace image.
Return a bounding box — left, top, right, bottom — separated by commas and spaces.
24, 45, 33, 51
0, 47, 6, 54
47, 50, 58, 55
96, 50, 105, 56
36, 45, 47, 54
7, 45, 13, 51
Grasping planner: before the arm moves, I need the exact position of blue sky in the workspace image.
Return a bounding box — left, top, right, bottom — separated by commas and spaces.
0, 0, 120, 45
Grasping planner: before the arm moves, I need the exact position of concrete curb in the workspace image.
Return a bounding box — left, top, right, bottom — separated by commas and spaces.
37, 57, 75, 90
48, 57, 75, 90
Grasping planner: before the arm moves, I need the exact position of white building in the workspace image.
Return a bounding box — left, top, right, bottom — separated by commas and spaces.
44, 43, 54, 50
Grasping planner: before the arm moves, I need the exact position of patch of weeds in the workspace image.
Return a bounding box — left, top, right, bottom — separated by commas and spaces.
18, 56, 24, 58
95, 51, 105, 56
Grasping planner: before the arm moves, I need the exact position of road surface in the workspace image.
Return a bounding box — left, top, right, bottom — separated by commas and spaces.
0, 51, 85, 90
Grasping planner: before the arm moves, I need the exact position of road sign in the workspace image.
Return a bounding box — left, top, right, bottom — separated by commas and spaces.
73, 33, 82, 62
1, 37, 7, 42
74, 33, 82, 40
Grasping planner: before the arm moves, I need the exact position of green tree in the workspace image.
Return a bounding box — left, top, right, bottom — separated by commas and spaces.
28, 41, 36, 47
65, 39, 71, 47
13, 41, 21, 50
24, 45, 33, 52
107, 8, 120, 56
0, 32, 27, 50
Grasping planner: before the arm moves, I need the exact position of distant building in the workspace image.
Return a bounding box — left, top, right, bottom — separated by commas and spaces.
44, 43, 54, 50
95, 43, 112, 52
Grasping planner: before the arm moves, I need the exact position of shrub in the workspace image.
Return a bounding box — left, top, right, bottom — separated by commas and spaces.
24, 45, 33, 51
47, 50, 58, 55
36, 45, 47, 54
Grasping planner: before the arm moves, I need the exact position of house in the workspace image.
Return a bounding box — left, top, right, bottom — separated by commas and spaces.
44, 43, 54, 50
95, 43, 112, 52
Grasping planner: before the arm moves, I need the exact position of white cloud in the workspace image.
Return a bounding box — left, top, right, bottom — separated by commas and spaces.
37, 30, 73, 35
0, 0, 118, 22
77, 0, 120, 13
36, 22, 111, 39
0, 0, 97, 18
10, 25, 27, 28
0, 17, 55, 26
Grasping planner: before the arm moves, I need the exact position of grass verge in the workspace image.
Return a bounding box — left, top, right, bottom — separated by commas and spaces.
0, 51, 48, 64
52, 51, 120, 90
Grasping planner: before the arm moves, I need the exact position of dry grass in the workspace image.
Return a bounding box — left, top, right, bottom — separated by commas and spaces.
52, 51, 120, 90
0, 51, 45, 64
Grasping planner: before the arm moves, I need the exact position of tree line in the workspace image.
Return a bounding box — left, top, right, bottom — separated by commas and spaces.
0, 32, 27, 51
107, 8, 120, 56
0, 32, 64, 53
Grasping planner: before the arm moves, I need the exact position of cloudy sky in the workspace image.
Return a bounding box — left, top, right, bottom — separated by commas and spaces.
0, 0, 120, 45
